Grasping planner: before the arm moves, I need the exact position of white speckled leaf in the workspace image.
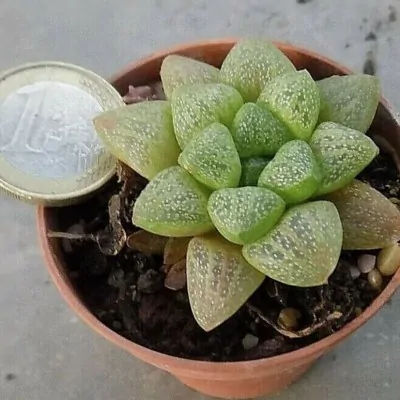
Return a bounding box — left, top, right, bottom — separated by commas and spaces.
257, 70, 320, 141
257, 140, 322, 204
171, 83, 243, 149
208, 187, 285, 245
243, 201, 343, 287
309, 122, 379, 196
231, 103, 292, 158
317, 74, 380, 133
160, 55, 220, 99
324, 180, 400, 250
178, 123, 241, 190
132, 166, 214, 237
93, 101, 180, 180
187, 233, 265, 331
239, 157, 270, 186
220, 38, 296, 102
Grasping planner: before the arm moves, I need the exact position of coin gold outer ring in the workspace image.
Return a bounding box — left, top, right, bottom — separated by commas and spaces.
0, 61, 124, 206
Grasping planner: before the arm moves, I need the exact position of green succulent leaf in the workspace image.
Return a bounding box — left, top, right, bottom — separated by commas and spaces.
93, 101, 180, 180
258, 140, 322, 204
187, 233, 265, 331
309, 122, 379, 196
257, 70, 320, 141
231, 103, 293, 158
323, 180, 400, 250
239, 157, 270, 186
243, 201, 343, 287
220, 38, 296, 102
207, 187, 285, 245
317, 74, 380, 133
132, 166, 214, 237
178, 123, 242, 190
171, 83, 243, 149
160, 55, 220, 99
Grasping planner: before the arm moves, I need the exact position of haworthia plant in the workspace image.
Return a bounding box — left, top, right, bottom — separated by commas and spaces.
257, 70, 320, 141
207, 187, 286, 245
324, 180, 400, 250
309, 122, 379, 196
243, 201, 343, 287
220, 38, 296, 102
178, 123, 242, 190
239, 157, 270, 186
231, 103, 292, 158
171, 83, 243, 149
187, 233, 265, 331
160, 55, 220, 99
258, 140, 322, 204
92, 38, 393, 331
132, 166, 214, 237
317, 74, 380, 133
93, 101, 180, 180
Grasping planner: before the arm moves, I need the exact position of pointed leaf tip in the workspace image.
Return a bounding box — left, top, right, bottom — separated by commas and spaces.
318, 74, 380, 133
257, 70, 320, 141
187, 233, 265, 331
160, 55, 219, 99
171, 83, 243, 149
93, 101, 180, 180
208, 187, 286, 245
310, 122, 379, 196
231, 103, 292, 158
258, 140, 322, 204
243, 201, 343, 287
132, 166, 214, 237
324, 180, 400, 250
178, 123, 242, 190
220, 38, 296, 102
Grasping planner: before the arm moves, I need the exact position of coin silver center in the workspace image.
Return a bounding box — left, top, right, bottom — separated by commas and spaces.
0, 81, 105, 179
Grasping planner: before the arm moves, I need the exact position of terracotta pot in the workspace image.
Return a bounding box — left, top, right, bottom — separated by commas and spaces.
37, 39, 400, 399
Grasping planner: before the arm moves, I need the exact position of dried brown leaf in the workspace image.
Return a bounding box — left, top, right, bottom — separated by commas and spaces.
97, 195, 127, 256
163, 236, 192, 265
127, 230, 168, 255
164, 259, 187, 291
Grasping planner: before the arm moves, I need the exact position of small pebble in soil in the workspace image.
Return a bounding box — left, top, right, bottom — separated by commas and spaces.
242, 334, 259, 350
354, 307, 363, 316
278, 308, 301, 330
5, 373, 16, 382
368, 269, 383, 291
108, 269, 124, 288
357, 254, 376, 274
350, 266, 361, 280
137, 269, 164, 293
112, 320, 123, 330
377, 244, 400, 276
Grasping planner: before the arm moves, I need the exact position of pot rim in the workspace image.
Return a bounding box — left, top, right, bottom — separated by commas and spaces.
37, 38, 400, 377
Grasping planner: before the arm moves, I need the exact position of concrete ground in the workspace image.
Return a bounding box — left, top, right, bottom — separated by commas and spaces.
1, 0, 400, 399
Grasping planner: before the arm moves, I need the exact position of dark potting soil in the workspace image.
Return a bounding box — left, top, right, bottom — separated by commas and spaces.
48, 84, 399, 362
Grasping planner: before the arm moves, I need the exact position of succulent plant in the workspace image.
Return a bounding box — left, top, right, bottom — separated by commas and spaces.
94, 38, 399, 332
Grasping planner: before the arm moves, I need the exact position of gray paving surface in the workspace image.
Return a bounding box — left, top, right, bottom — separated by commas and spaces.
1, 0, 400, 399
